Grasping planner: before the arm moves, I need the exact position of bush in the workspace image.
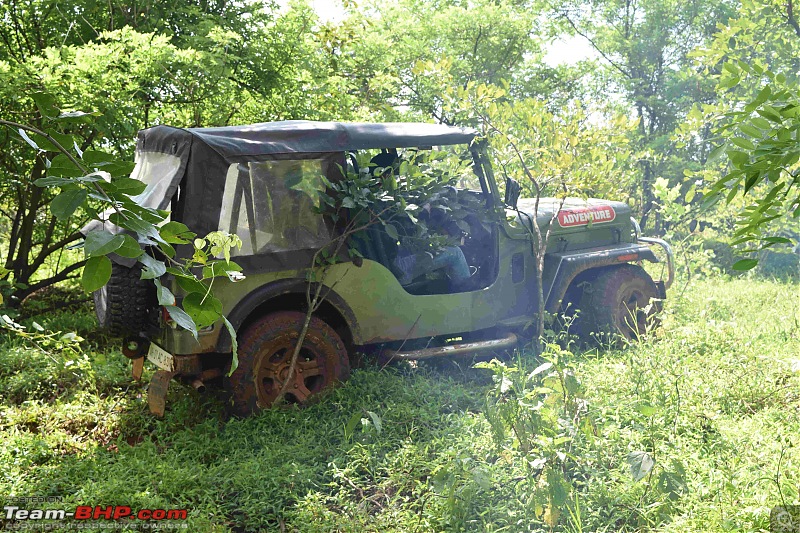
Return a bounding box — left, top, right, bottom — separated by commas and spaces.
701, 239, 799, 280
757, 249, 800, 280
702, 239, 744, 276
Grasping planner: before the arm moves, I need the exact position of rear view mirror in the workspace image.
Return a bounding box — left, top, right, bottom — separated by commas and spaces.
504, 176, 521, 209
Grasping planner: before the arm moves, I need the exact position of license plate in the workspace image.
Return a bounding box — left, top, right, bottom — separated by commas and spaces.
147, 342, 174, 372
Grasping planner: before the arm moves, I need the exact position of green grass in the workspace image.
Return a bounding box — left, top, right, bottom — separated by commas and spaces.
1, 278, 798, 532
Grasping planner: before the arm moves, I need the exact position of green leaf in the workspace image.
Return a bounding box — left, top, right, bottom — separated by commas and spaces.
115, 214, 162, 243
31, 92, 59, 119
656, 461, 688, 500
173, 272, 208, 295
81, 256, 112, 292
51, 188, 87, 220
34, 176, 74, 187
472, 467, 492, 490
384, 224, 399, 241
732, 258, 758, 271
726, 150, 749, 166
635, 403, 658, 417
751, 117, 772, 130
46, 153, 85, 178
763, 236, 792, 245
159, 221, 193, 244
78, 171, 110, 183
223, 316, 238, 375
153, 279, 175, 306
731, 137, 755, 150
84, 230, 124, 257
30, 132, 75, 153
182, 292, 223, 328
627, 451, 655, 482
757, 106, 783, 123
547, 469, 570, 506
738, 124, 762, 138
706, 144, 725, 163
366, 411, 382, 434
718, 75, 739, 89
752, 85, 772, 106
82, 150, 116, 165
164, 305, 197, 339
111, 177, 147, 196
115, 235, 144, 258
344, 410, 362, 440
202, 261, 243, 279
139, 253, 166, 279
722, 62, 739, 75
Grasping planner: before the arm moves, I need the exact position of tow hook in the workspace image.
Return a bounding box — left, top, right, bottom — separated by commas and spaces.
122, 336, 148, 359
122, 336, 149, 382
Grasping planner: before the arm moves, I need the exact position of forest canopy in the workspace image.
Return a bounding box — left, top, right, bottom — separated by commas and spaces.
1, 0, 799, 304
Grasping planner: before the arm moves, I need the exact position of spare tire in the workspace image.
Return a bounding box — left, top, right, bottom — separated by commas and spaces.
93, 262, 156, 337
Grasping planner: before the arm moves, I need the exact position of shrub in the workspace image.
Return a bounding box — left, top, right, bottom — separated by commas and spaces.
757, 249, 800, 280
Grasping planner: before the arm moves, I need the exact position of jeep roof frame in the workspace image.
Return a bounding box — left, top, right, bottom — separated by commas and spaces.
131, 121, 483, 234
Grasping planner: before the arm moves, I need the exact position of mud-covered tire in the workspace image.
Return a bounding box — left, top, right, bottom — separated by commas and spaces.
93, 263, 155, 337
576, 264, 661, 341
227, 311, 350, 416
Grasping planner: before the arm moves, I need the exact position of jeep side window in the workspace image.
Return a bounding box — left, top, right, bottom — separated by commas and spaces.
218, 159, 331, 256
129, 151, 182, 211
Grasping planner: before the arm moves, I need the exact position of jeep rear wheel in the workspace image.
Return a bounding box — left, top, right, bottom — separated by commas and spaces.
578, 264, 660, 341
93, 263, 155, 337
228, 311, 350, 416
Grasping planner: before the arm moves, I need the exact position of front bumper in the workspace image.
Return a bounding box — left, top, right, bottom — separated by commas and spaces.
630, 217, 675, 290
638, 236, 675, 291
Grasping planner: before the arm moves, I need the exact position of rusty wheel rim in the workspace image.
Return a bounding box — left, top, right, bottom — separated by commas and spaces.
253, 331, 330, 407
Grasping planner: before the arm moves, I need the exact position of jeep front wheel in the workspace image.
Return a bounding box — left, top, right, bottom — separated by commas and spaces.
228, 311, 350, 416
579, 264, 660, 341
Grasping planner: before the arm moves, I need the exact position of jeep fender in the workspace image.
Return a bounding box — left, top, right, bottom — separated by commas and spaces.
542, 244, 659, 313
214, 278, 361, 353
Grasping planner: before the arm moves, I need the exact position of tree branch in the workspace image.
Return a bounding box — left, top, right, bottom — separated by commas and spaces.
14, 259, 86, 301
788, 0, 800, 36
27, 231, 83, 275
559, 12, 633, 80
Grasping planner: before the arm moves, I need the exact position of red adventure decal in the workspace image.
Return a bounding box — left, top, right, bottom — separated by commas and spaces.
557, 205, 616, 227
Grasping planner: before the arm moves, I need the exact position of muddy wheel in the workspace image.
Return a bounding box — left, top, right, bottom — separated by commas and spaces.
578, 264, 660, 341
93, 263, 155, 337
227, 311, 350, 416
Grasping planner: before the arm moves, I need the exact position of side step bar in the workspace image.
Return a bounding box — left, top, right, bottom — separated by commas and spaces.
385, 332, 518, 361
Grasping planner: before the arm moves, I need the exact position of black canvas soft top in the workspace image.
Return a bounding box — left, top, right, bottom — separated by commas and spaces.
87, 121, 480, 269
139, 120, 479, 158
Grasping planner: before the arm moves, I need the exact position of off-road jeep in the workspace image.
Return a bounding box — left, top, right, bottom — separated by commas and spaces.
92, 121, 673, 416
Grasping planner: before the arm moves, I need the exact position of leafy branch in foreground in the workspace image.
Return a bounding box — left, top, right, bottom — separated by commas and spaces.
270, 157, 444, 405
449, 81, 571, 353
0, 94, 244, 363
707, 61, 800, 269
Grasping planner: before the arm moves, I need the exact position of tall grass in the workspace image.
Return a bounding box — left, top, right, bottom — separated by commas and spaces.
1, 278, 798, 532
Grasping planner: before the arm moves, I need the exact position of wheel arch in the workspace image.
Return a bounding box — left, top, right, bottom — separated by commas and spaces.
214, 279, 360, 354
544, 245, 659, 314
564, 263, 660, 340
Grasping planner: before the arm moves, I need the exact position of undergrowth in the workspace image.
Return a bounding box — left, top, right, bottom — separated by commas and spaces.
1, 278, 798, 532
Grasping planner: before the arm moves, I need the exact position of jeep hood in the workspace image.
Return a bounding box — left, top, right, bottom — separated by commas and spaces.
514, 197, 632, 231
